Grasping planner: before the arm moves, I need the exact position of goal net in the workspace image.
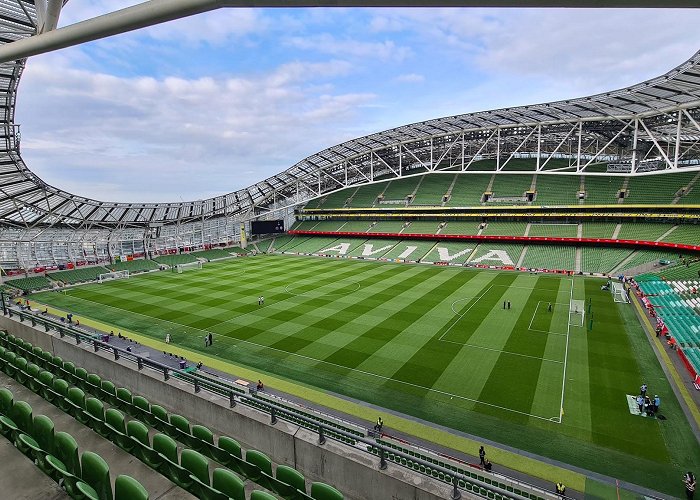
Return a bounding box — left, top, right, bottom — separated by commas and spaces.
569, 299, 585, 327
98, 270, 129, 283
612, 282, 630, 303
176, 261, 203, 274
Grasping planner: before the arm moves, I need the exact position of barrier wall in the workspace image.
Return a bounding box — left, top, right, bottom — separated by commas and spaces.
288, 230, 700, 253
0, 314, 458, 500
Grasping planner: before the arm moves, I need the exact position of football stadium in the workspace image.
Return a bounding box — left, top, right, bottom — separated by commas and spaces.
0, 2, 699, 500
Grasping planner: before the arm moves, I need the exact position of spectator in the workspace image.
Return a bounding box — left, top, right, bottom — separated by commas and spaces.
479, 446, 486, 466
685, 472, 696, 499
484, 459, 492, 472
556, 482, 566, 496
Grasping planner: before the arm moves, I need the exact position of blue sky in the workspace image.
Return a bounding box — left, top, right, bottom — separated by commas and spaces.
16, 2, 700, 203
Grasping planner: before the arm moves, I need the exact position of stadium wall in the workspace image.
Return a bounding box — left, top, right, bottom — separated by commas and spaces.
0, 314, 456, 500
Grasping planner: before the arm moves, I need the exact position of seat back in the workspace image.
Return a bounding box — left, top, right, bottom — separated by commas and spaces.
80, 451, 112, 500
51, 356, 63, 369
38, 370, 54, 388
151, 405, 168, 423
114, 475, 148, 500
67, 387, 86, 409
0, 388, 12, 414
10, 400, 33, 434
246, 449, 273, 476
126, 420, 150, 447
170, 414, 190, 434
276, 464, 306, 492
32, 414, 55, 454
217, 436, 242, 458
86, 373, 101, 390
192, 425, 214, 445
53, 431, 80, 475
86, 398, 105, 420
52, 378, 69, 398
62, 361, 76, 376
26, 363, 40, 380
181, 449, 209, 485
132, 396, 150, 414
15, 356, 27, 372
152, 433, 178, 463
75, 367, 88, 383
116, 387, 132, 405
310, 482, 344, 500
212, 468, 245, 500
105, 408, 126, 434
101, 380, 117, 402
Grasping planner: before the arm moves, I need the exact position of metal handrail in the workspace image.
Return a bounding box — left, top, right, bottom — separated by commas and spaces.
5, 306, 559, 500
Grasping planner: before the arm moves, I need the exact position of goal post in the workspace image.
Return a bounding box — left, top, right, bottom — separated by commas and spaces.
569, 299, 585, 327
176, 261, 203, 274
612, 282, 630, 304
98, 270, 129, 283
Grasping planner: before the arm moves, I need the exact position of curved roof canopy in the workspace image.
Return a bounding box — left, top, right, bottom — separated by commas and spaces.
0, 0, 699, 228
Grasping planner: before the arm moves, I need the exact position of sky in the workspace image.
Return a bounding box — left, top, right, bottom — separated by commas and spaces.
15, 2, 700, 203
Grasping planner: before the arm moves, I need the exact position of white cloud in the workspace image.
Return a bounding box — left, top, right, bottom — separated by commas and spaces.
287, 34, 413, 62
395, 73, 424, 83
18, 54, 376, 203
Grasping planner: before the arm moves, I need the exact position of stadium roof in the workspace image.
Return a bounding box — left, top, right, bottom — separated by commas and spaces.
0, 0, 699, 228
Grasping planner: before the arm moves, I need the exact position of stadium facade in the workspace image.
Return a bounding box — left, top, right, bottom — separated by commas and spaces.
0, 0, 699, 271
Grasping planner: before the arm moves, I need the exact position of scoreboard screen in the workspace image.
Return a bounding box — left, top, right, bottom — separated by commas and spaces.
251, 220, 285, 234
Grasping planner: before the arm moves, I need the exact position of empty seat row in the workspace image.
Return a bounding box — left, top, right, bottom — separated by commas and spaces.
0, 386, 148, 500
0, 331, 344, 500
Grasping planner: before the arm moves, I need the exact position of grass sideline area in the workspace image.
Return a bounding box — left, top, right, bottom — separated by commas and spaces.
30, 255, 700, 496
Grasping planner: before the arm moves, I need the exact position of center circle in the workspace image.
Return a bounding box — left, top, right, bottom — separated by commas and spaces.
284, 280, 361, 297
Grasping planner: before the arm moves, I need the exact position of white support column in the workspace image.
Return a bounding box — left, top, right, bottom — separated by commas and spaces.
496, 128, 501, 171
674, 110, 682, 168
461, 132, 465, 171
536, 125, 541, 170
631, 118, 639, 171
576, 121, 583, 171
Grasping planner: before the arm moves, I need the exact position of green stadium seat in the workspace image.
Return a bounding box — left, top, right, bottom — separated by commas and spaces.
209, 435, 244, 473
105, 408, 132, 451
127, 420, 161, 469
85, 398, 108, 437
153, 433, 190, 488
16, 414, 54, 461
3, 351, 16, 376
37, 370, 55, 398
46, 431, 81, 496
274, 464, 307, 498
26, 363, 42, 392
151, 405, 176, 437
74, 367, 88, 391
181, 449, 213, 497
14, 356, 28, 385
132, 396, 156, 426
61, 361, 76, 385
100, 380, 118, 407
191, 424, 214, 455
0, 387, 12, 414
311, 482, 344, 500
244, 449, 274, 488
86, 373, 102, 394
212, 468, 245, 500
66, 387, 89, 424
49, 378, 70, 410
170, 414, 194, 447
76, 451, 113, 500
114, 475, 149, 500
115, 387, 133, 413
0, 400, 32, 442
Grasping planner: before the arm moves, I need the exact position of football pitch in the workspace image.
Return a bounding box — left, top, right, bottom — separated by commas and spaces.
30, 254, 700, 493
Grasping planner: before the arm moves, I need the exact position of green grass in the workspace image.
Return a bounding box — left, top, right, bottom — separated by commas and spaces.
29, 255, 700, 495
